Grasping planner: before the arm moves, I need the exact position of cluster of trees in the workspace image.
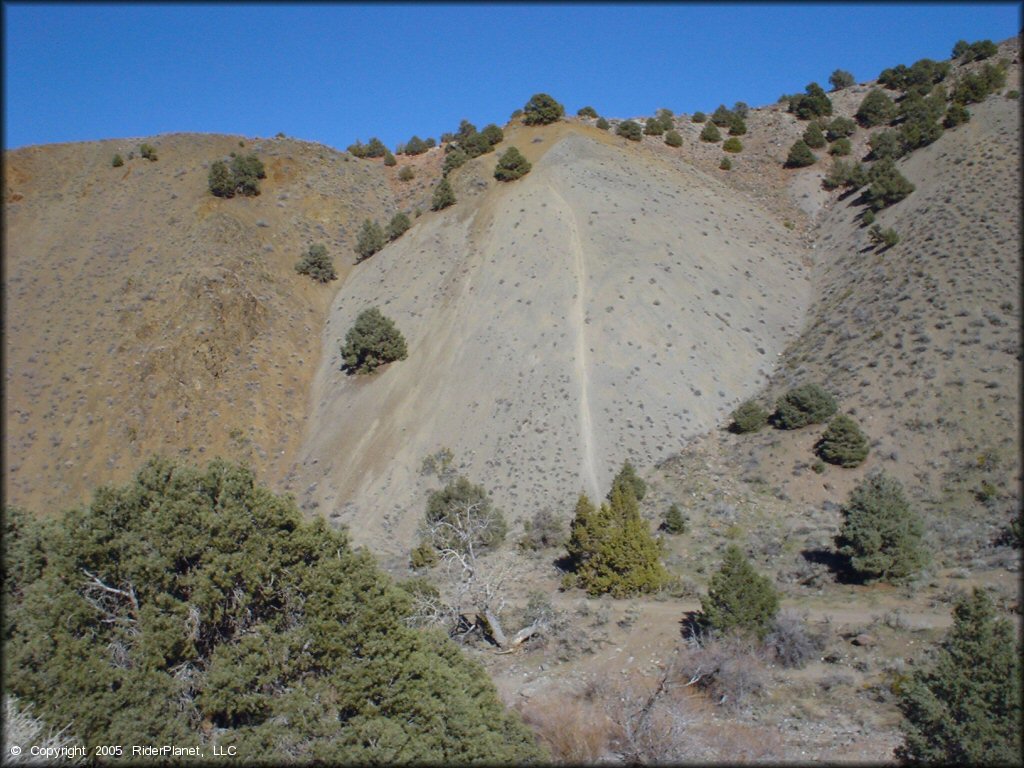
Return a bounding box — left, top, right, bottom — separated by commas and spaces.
347, 137, 387, 158
353, 212, 413, 263
2, 460, 544, 763
710, 103, 747, 135
208, 153, 266, 198
340, 307, 408, 374
397, 135, 436, 156
441, 119, 505, 176
952, 38, 998, 62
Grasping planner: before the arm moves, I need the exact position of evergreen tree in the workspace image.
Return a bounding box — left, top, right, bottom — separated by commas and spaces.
727, 114, 747, 136
383, 149, 397, 166
480, 123, 504, 146
816, 414, 870, 467
595, 117, 610, 130
864, 158, 915, 210
773, 383, 837, 428
710, 104, 735, 127
111, 153, 124, 168
730, 400, 769, 433
609, 460, 646, 502
835, 472, 927, 582
803, 122, 827, 149
829, 69, 855, 90
442, 148, 469, 176
493, 147, 532, 181
354, 219, 386, 262
643, 117, 664, 136
662, 504, 687, 535
341, 307, 408, 373
856, 88, 897, 127
403, 135, 428, 155
701, 545, 779, 641
386, 211, 411, 241
785, 139, 816, 168
424, 476, 507, 555
522, 93, 565, 125
664, 129, 683, 147
789, 82, 833, 119
208, 160, 236, 198
722, 137, 743, 153
295, 243, 336, 283
577, 106, 598, 118
616, 120, 643, 141
896, 588, 1021, 764
700, 122, 721, 142
229, 153, 265, 196
826, 116, 857, 141
431, 178, 456, 211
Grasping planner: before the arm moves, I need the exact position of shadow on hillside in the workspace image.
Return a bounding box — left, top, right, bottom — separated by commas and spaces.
800, 548, 864, 585
679, 610, 705, 642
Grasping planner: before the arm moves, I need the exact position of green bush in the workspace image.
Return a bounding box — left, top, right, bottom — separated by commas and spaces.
867, 129, 905, 161
727, 114, 747, 136
785, 140, 816, 168
522, 93, 564, 125
493, 146, 531, 181
897, 588, 1021, 764
719, 157, 732, 171
691, 111, 707, 123
354, 219, 385, 262
835, 472, 927, 582
398, 165, 415, 181
856, 88, 896, 127
609, 460, 646, 502
577, 105, 598, 118
864, 158, 915, 210
773, 383, 837, 429
423, 475, 507, 554
442, 148, 468, 176
700, 122, 721, 142
655, 108, 675, 131
595, 117, 610, 130
341, 307, 408, 374
480, 123, 504, 146
822, 159, 866, 190
802, 122, 826, 149
294, 243, 336, 283
722, 137, 743, 153
951, 62, 1007, 104
616, 120, 643, 141
403, 135, 429, 155
828, 137, 852, 156
664, 129, 683, 147
826, 116, 857, 141
461, 132, 494, 159
710, 104, 735, 127
943, 103, 971, 128
816, 414, 870, 467
383, 150, 397, 167
111, 153, 124, 168
2, 458, 544, 763
661, 504, 687, 535
518, 508, 566, 551
701, 545, 780, 641
869, 224, 900, 249
229, 153, 266, 196
829, 69, 855, 91
730, 400, 769, 433
644, 117, 664, 136
788, 82, 833, 119
208, 160, 235, 197
431, 178, 456, 211
387, 211, 411, 241
952, 39, 998, 63
139, 143, 158, 161
409, 542, 438, 570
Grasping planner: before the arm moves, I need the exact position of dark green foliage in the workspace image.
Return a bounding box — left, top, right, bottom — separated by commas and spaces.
493, 146, 532, 181
719, 157, 732, 170
662, 504, 687, 535
522, 93, 565, 125
610, 460, 646, 502
397, 165, 415, 182
773, 383, 837, 429
727, 114, 747, 136
348, 137, 387, 159
387, 211, 411, 241
699, 122, 721, 142
480, 123, 504, 146
139, 143, 157, 161
802, 122, 826, 149
409, 542, 438, 570
111, 153, 124, 168
897, 91, 945, 151
822, 159, 867, 190
222, 153, 266, 197
829, 137, 852, 156
836, 472, 926, 582
442, 148, 468, 176
431, 178, 456, 211
664, 129, 683, 147
826, 116, 857, 141
208, 160, 235, 197
354, 219, 385, 262
951, 62, 1007, 104
722, 137, 743, 153
616, 120, 643, 141
461, 132, 494, 158
953, 39, 998, 62
577, 105, 598, 118
294, 243, 336, 283
785, 139, 816, 168
456, 119, 477, 140
732, 101, 749, 118
856, 88, 897, 127
867, 129, 906, 161
691, 111, 707, 123
3, 458, 544, 763
518, 508, 565, 552
829, 69, 855, 90
943, 103, 971, 128
563, 486, 667, 598
816, 414, 870, 467
896, 588, 1021, 764
383, 150, 397, 167
424, 476, 507, 554
864, 158, 915, 210
879, 58, 949, 94
655, 108, 675, 131
869, 224, 900, 249
595, 116, 610, 130
788, 82, 833, 119
403, 135, 429, 155
710, 104, 734, 127
643, 117, 664, 136
509, 108, 523, 121
729, 400, 768, 434
341, 307, 408, 374
700, 545, 779, 641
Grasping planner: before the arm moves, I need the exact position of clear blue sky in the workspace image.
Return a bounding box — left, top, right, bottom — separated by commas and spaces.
3, 3, 1020, 151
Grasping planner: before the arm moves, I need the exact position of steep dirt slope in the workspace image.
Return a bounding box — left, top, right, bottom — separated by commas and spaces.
296, 124, 812, 554
4, 133, 436, 515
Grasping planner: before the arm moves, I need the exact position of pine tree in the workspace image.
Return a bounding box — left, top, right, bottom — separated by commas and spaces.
431, 178, 456, 211
730, 400, 769, 433
700, 122, 721, 142
896, 589, 1021, 764
522, 93, 565, 125
816, 414, 870, 467
386, 212, 411, 241
835, 472, 927, 582
785, 140, 816, 168
354, 219, 386, 262
803, 122, 826, 149
662, 504, 687, 535
701, 545, 779, 640
340, 307, 408, 374
773, 383, 837, 429
493, 147, 531, 181
609, 460, 646, 501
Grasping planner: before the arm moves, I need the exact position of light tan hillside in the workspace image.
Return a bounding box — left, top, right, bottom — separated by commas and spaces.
295, 124, 812, 554
3, 133, 436, 514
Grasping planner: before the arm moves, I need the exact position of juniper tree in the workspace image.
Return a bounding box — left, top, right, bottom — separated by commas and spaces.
773, 383, 837, 428
354, 219, 386, 262
386, 212, 411, 240
730, 400, 769, 433
662, 504, 687, 535
295, 243, 336, 283
617, 120, 643, 141
700, 122, 721, 142
829, 69, 855, 91
493, 147, 531, 181
664, 130, 682, 147
431, 178, 456, 210
785, 140, 816, 168
522, 93, 564, 125
816, 414, 870, 467
609, 460, 646, 502
340, 307, 408, 373
802, 122, 826, 149
856, 89, 897, 127
700, 545, 779, 641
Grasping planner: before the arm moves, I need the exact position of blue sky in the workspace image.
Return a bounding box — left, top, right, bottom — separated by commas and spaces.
3, 3, 1020, 151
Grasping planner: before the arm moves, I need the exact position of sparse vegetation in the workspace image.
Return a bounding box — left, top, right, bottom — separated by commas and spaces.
816, 414, 870, 467
869, 224, 900, 249
700, 545, 779, 641
294, 243, 336, 283
341, 307, 408, 374
522, 93, 565, 125
773, 383, 837, 429
431, 178, 456, 210
519, 508, 566, 551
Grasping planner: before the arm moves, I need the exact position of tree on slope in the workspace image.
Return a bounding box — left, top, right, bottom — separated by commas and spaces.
340, 307, 408, 374
522, 93, 565, 125
700, 545, 779, 641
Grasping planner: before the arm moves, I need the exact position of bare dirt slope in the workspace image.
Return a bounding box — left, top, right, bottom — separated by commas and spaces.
296, 124, 812, 554
3, 133, 435, 515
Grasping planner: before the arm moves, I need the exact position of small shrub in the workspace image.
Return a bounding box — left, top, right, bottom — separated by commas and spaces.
111, 153, 124, 168
617, 120, 643, 141
864, 158, 915, 210
354, 219, 385, 262
722, 137, 743, 153
691, 111, 707, 123
869, 224, 899, 249
442, 148, 468, 176
861, 209, 876, 226
829, 69, 855, 91
816, 414, 870, 467
727, 115, 747, 136
826, 116, 857, 141
295, 243, 336, 283
951, 63, 1006, 104
340, 307, 408, 374
700, 122, 721, 143
664, 130, 682, 147
595, 117, 610, 130
383, 150, 396, 167
829, 138, 852, 156
229, 153, 266, 196
494, 146, 532, 181
785, 140, 815, 168
764, 610, 825, 668
802, 122, 826, 148
730, 400, 768, 433
397, 165, 415, 181
139, 143, 158, 161
719, 157, 732, 171
773, 383, 837, 429
431, 178, 456, 210
678, 636, 767, 709
1006, 89, 1020, 100
952, 39, 998, 62
661, 504, 687, 535
387, 211, 411, 241
480, 124, 504, 146
403, 136, 429, 155
409, 542, 438, 569
710, 104, 734, 127
522, 93, 565, 125
942, 103, 970, 129
519, 508, 566, 551
577, 106, 598, 118
643, 118, 664, 136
